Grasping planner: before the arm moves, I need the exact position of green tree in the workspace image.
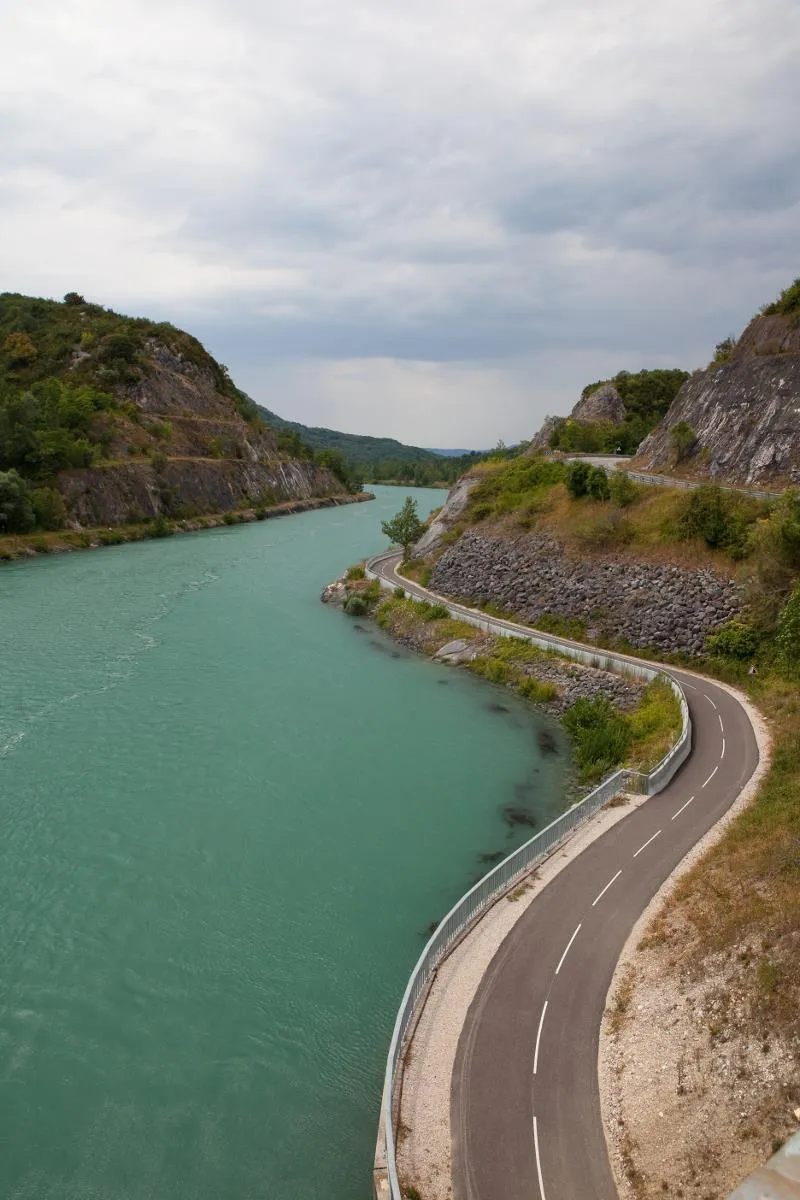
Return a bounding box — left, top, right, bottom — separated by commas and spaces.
586, 465, 611, 500
565, 460, 591, 498
669, 420, 696, 464
3, 332, 38, 366
381, 496, 426, 560
706, 620, 759, 660
63, 292, 86, 306
0, 469, 35, 532
777, 584, 800, 672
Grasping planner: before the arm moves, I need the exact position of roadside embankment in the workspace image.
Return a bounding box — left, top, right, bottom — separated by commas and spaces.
0, 491, 373, 562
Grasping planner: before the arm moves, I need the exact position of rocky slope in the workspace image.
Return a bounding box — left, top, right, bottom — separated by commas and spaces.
634, 311, 800, 488
429, 531, 740, 655
59, 340, 345, 525
0, 293, 350, 527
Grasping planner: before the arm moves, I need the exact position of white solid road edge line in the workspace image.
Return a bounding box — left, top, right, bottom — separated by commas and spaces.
702, 765, 719, 788
592, 870, 622, 907
554, 924, 582, 975
633, 830, 662, 858
671, 796, 695, 821
533, 1115, 547, 1200
533, 1000, 548, 1076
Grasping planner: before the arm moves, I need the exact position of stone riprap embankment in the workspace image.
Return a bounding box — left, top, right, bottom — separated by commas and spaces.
429, 532, 740, 655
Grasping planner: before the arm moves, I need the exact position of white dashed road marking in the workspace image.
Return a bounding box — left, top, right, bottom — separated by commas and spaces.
592, 870, 622, 907
707, 696, 718, 711
533, 1116, 547, 1200
671, 796, 695, 820
554, 924, 581, 975
533, 1001, 548, 1076
702, 766, 719, 788
633, 830, 662, 858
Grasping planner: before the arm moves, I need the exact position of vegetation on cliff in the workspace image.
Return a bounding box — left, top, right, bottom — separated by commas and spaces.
0, 291, 358, 536
547, 368, 688, 455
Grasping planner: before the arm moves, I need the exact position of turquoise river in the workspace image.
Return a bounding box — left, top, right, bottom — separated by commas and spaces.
0, 486, 567, 1199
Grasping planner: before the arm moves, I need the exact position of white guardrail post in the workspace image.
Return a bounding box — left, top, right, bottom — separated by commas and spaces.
365, 552, 693, 1200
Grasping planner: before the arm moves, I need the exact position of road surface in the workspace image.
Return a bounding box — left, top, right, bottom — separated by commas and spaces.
371, 552, 760, 1200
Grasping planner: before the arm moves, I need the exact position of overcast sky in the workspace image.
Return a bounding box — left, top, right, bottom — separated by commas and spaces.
2, 0, 798, 447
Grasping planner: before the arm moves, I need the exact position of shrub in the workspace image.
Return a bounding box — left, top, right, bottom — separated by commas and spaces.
608, 471, 638, 507
563, 694, 632, 781
3, 332, 38, 365
346, 564, 366, 580
254, 508, 267, 520
426, 603, 450, 620
344, 593, 369, 616
149, 514, 173, 538
669, 420, 696, 463
394, 586, 405, 599
777, 585, 800, 672
676, 485, 757, 557
223, 512, 237, 525
30, 486, 66, 530
0, 469, 35, 532
517, 676, 558, 703
707, 620, 760, 660
586, 465, 611, 501
565, 460, 591, 498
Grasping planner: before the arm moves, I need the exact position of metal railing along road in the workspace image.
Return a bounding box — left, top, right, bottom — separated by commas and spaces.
542, 452, 783, 502
366, 552, 692, 1199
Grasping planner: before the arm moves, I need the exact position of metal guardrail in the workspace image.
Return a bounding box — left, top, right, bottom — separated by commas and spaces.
620, 468, 781, 503
366, 552, 692, 1199
541, 450, 783, 501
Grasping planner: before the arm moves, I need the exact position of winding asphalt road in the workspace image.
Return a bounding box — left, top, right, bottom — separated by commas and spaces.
371, 552, 760, 1200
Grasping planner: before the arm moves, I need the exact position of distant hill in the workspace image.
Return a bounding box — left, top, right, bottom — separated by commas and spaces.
257, 405, 444, 465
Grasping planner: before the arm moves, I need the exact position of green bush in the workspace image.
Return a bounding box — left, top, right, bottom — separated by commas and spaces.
0, 469, 35, 532
30, 486, 66, 530
777, 585, 800, 672
676, 485, 760, 558
608, 472, 638, 508
344, 593, 369, 616
565, 460, 591, 498
706, 620, 760, 660
586, 465, 611, 501
346, 564, 366, 580
223, 512, 237, 525
563, 694, 632, 782
517, 676, 558, 703
149, 514, 173, 538
394, 586, 405, 599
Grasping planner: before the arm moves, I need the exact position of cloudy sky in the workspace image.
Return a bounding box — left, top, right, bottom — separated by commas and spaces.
2, 0, 798, 447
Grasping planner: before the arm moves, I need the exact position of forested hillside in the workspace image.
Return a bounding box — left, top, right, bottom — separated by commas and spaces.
0, 292, 352, 537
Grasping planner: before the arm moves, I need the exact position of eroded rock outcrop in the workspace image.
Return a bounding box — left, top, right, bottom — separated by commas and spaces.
530, 383, 626, 449
429, 532, 740, 655
413, 472, 479, 556
635, 312, 800, 488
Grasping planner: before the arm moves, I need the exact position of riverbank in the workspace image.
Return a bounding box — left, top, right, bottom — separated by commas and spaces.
0, 491, 373, 562
324, 565, 682, 790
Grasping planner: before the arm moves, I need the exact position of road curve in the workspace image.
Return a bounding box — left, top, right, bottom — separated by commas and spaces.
371, 552, 760, 1200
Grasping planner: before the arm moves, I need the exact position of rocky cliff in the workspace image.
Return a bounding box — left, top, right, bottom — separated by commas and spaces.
530, 383, 627, 450
58, 340, 345, 525
0, 293, 350, 527
634, 311, 800, 488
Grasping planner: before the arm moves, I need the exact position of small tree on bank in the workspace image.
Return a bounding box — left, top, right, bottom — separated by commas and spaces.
381, 496, 426, 561
669, 420, 696, 464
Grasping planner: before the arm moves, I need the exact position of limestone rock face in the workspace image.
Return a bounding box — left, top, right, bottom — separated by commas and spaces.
54, 338, 346, 525
530, 383, 626, 450
413, 473, 479, 556
634, 313, 800, 488
570, 382, 626, 426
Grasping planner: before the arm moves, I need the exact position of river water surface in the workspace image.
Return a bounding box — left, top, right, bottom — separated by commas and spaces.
0, 486, 566, 1199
